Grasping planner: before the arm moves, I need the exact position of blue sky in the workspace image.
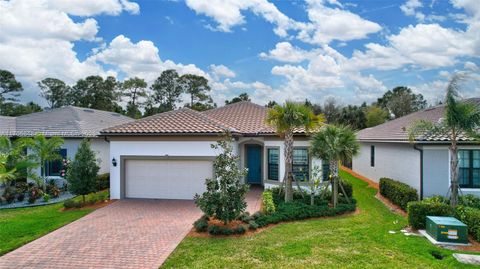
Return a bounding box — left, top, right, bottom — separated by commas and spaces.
0, 0, 479, 107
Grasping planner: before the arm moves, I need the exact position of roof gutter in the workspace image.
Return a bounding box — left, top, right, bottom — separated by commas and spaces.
413, 144, 423, 200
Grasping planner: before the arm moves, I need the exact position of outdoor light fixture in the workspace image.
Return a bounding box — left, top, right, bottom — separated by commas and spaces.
112, 158, 117, 167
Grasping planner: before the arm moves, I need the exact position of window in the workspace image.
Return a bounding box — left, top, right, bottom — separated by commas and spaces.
322, 160, 330, 182
370, 145, 375, 167
459, 150, 480, 188
267, 148, 279, 181
45, 149, 67, 177
292, 148, 309, 181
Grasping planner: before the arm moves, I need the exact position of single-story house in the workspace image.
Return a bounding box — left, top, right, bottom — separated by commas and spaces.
102, 101, 325, 200
0, 106, 133, 183
353, 98, 480, 199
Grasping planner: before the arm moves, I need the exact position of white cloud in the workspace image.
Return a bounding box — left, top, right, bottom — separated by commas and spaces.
92, 35, 209, 82
185, 0, 296, 37
400, 0, 425, 20
297, 0, 382, 44
209, 64, 236, 80
185, 0, 381, 44
259, 42, 317, 63
348, 23, 476, 71
45, 0, 139, 16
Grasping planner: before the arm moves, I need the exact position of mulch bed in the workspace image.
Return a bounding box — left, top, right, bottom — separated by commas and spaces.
375, 193, 408, 217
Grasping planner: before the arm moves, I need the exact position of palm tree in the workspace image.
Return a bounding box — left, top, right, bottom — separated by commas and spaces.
27, 134, 64, 190
0, 136, 36, 184
408, 73, 480, 207
0, 154, 16, 184
310, 125, 359, 208
266, 101, 324, 202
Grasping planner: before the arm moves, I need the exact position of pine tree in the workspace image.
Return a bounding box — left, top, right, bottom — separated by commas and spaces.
67, 139, 99, 203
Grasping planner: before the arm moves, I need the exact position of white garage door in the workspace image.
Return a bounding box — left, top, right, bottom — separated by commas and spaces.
125, 158, 212, 200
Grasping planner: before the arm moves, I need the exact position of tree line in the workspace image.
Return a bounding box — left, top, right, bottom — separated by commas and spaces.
0, 68, 427, 129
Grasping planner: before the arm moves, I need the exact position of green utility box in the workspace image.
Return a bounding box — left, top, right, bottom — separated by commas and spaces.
426, 216, 468, 244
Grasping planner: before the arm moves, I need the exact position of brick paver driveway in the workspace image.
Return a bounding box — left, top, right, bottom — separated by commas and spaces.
0, 199, 201, 269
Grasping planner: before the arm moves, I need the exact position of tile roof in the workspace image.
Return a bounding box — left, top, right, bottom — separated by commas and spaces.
0, 106, 133, 137
101, 108, 232, 134
357, 98, 480, 142
102, 101, 309, 135
202, 101, 272, 134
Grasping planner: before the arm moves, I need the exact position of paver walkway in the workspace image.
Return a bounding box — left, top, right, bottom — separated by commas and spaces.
0, 188, 264, 269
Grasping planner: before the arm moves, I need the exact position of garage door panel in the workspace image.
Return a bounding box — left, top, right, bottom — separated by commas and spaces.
125, 159, 212, 200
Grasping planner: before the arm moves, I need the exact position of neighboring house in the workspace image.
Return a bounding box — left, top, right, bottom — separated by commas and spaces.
102, 101, 325, 200
0, 106, 134, 183
353, 98, 480, 199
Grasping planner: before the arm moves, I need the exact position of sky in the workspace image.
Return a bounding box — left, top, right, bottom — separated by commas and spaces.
0, 0, 479, 108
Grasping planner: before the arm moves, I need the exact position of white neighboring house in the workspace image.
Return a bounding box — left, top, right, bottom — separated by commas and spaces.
353, 98, 480, 199
101, 101, 327, 200
0, 106, 134, 184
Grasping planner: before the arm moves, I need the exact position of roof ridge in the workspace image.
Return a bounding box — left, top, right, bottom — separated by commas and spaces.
203, 101, 266, 114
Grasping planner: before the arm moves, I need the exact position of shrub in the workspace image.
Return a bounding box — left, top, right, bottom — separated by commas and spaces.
407, 201, 454, 229
248, 220, 259, 230
193, 216, 209, 233
16, 193, 25, 202
63, 199, 75, 208
255, 201, 356, 228
459, 195, 480, 209
237, 212, 252, 223
15, 182, 28, 194
46, 184, 60, 198
27, 186, 43, 204
63, 199, 84, 209
206, 224, 246, 235
262, 191, 276, 214
2, 187, 16, 204
379, 178, 418, 210
340, 180, 353, 198
423, 195, 449, 205
234, 225, 246, 234
43, 193, 51, 202
455, 206, 480, 242
96, 173, 110, 191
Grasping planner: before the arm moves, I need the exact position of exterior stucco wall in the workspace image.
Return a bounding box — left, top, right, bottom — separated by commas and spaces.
353, 142, 421, 192
109, 136, 322, 199
109, 139, 223, 199
423, 148, 449, 197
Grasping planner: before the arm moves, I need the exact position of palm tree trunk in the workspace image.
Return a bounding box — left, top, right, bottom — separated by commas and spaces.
450, 136, 459, 207
284, 130, 294, 202
330, 159, 339, 208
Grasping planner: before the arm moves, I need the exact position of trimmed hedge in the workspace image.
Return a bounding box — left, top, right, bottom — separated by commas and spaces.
254, 201, 356, 228
379, 178, 418, 210
456, 206, 480, 242
407, 201, 454, 229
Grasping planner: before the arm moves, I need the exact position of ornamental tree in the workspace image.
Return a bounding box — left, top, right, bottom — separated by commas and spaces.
67, 139, 99, 203
194, 135, 249, 225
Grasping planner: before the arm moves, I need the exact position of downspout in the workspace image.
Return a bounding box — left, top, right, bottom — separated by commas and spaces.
413, 144, 423, 200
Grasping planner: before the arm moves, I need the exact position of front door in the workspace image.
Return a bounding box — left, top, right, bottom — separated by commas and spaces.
246, 144, 262, 184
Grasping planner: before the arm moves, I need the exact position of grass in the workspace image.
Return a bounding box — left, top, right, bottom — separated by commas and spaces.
0, 190, 108, 256
162, 170, 477, 268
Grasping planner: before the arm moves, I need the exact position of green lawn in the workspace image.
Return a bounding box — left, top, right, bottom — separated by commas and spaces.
0, 198, 96, 256
163, 170, 476, 268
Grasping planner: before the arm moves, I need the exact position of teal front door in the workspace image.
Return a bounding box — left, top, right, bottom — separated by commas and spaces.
246, 145, 262, 184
